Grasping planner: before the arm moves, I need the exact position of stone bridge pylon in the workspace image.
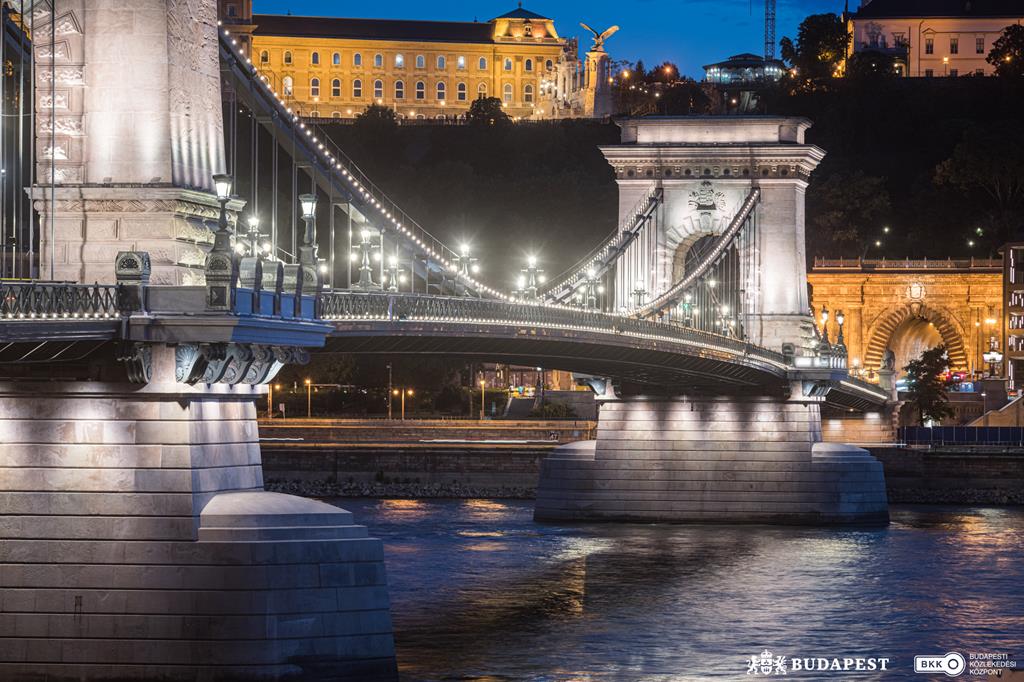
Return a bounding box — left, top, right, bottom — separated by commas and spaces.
34, 0, 230, 285
534, 117, 889, 526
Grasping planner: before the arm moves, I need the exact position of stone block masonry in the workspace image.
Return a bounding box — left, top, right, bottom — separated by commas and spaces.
535, 396, 889, 525
0, 345, 397, 680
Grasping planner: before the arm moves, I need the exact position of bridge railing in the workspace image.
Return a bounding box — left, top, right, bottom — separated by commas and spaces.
321, 290, 787, 365
0, 281, 121, 319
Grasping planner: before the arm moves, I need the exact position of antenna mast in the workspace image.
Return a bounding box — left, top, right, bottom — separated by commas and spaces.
764, 0, 777, 60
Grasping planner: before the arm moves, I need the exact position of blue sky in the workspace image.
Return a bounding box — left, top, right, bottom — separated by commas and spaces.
253, 0, 847, 78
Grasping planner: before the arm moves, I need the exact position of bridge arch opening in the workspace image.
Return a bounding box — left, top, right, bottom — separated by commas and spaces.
865, 304, 968, 374
668, 234, 744, 336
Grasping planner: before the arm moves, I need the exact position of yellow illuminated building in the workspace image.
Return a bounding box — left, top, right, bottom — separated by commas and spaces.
221, 2, 568, 121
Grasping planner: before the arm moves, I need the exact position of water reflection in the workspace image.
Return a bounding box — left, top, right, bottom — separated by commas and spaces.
332, 499, 1024, 680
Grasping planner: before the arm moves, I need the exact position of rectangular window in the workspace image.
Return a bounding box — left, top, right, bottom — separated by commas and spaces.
976, 68, 985, 76
950, 37, 958, 54
925, 37, 934, 54
976, 37, 985, 54
924, 68, 934, 77
949, 68, 958, 77
457, 56, 466, 70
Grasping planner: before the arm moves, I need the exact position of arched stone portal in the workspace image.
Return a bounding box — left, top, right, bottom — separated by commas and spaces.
864, 303, 968, 373
808, 259, 1002, 375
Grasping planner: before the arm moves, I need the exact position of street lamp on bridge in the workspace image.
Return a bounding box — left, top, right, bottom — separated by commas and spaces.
521, 256, 544, 302
298, 193, 318, 270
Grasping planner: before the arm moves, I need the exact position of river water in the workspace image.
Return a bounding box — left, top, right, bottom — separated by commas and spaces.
333, 499, 1024, 680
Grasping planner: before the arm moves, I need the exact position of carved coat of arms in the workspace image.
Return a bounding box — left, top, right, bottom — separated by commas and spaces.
688, 181, 727, 230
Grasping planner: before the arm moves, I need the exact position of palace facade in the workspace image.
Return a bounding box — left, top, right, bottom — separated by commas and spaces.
220, 2, 585, 120
848, 0, 1024, 77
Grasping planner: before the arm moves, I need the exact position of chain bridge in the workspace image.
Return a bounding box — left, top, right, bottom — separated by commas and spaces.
0, 3, 890, 679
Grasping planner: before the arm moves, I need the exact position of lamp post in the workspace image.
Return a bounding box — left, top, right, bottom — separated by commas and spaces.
267, 383, 281, 419
305, 378, 312, 418
392, 388, 413, 420
299, 193, 318, 267
584, 267, 599, 311
835, 309, 848, 364
386, 363, 393, 419
205, 173, 239, 310
521, 256, 543, 302
632, 279, 647, 309
355, 228, 378, 288
458, 243, 479, 279
819, 304, 830, 341
480, 377, 486, 420
384, 255, 404, 292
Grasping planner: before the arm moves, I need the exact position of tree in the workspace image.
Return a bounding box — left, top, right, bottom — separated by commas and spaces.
806, 171, 891, 256
353, 103, 398, 137
844, 50, 899, 80
903, 345, 955, 426
467, 96, 511, 126
934, 122, 1024, 242
987, 24, 1024, 77
780, 13, 850, 80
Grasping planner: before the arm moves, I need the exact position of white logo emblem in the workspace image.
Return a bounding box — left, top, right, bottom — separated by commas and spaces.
747, 650, 788, 676
914, 652, 966, 676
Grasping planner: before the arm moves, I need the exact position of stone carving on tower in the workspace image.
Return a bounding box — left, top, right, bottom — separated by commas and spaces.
33, 0, 232, 286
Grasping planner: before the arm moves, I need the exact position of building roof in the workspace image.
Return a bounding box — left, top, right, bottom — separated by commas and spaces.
703, 53, 785, 70
854, 0, 1024, 19
494, 6, 551, 21
252, 14, 495, 44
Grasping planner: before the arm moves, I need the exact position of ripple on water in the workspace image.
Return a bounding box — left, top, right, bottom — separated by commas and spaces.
330, 499, 1024, 681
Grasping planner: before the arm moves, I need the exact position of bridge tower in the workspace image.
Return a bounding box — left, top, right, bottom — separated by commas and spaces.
535, 117, 888, 526
603, 116, 823, 353
33, 1, 229, 285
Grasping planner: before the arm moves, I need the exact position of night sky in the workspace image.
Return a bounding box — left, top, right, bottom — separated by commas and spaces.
253, 0, 847, 78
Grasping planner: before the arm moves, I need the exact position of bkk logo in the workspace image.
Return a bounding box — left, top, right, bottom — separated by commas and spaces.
914, 652, 966, 677
746, 650, 892, 675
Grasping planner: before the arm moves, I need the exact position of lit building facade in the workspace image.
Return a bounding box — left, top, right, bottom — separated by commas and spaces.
808, 258, 1003, 380
220, 3, 568, 120
848, 0, 1024, 77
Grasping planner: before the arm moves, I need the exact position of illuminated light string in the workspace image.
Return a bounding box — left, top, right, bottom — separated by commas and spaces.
219, 27, 509, 299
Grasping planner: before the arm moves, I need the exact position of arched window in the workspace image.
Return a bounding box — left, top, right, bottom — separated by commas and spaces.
437, 55, 447, 69
415, 81, 425, 100
524, 22, 533, 37
353, 53, 362, 67
477, 82, 488, 99
478, 56, 487, 70
310, 77, 320, 97
374, 53, 383, 68
332, 111, 341, 118
503, 82, 513, 103
259, 50, 269, 64
525, 58, 533, 72
332, 52, 341, 66
457, 55, 466, 70
395, 80, 405, 99
311, 51, 320, 66
524, 83, 534, 103
310, 110, 319, 118
545, 59, 553, 71
353, 79, 362, 98
373, 79, 383, 99
331, 78, 341, 97
457, 82, 467, 101
503, 57, 513, 71
283, 51, 292, 65
282, 76, 293, 96
436, 81, 446, 100
395, 54, 404, 68
416, 55, 425, 69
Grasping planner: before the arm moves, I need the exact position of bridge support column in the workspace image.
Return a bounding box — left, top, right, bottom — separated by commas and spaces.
0, 345, 397, 680
536, 394, 888, 525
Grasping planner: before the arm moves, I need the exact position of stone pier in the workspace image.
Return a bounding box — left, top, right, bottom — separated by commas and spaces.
0, 346, 397, 679
535, 395, 889, 525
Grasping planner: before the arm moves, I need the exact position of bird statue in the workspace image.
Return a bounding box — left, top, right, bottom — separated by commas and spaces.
579, 22, 619, 52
